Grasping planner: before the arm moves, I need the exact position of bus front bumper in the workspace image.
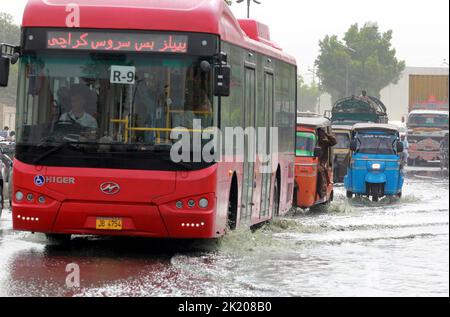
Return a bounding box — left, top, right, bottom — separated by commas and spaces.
13, 199, 217, 239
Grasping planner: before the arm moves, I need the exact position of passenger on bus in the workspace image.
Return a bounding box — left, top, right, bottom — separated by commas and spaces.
134, 73, 158, 144
197, 90, 212, 112
57, 84, 71, 114
192, 90, 212, 125
59, 85, 98, 129
317, 128, 337, 199
157, 85, 173, 122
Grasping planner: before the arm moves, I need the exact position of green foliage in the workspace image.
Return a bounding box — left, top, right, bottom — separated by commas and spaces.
0, 13, 20, 45
0, 12, 20, 107
316, 22, 405, 102
297, 76, 321, 113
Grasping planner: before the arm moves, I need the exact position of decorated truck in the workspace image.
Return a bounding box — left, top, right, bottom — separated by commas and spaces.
406, 75, 449, 166
328, 95, 389, 126
407, 100, 449, 165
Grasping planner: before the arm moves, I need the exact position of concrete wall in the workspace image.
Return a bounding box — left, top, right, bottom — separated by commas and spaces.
380, 67, 449, 121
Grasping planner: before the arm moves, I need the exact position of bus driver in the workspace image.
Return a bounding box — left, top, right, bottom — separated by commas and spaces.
59, 85, 98, 129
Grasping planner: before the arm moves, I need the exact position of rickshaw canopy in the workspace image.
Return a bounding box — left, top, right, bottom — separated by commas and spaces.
352, 123, 400, 133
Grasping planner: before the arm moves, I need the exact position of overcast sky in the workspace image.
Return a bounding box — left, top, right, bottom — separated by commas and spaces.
2, 0, 449, 81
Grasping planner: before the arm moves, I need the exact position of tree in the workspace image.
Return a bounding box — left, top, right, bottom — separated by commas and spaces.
0, 13, 20, 45
0, 13, 20, 107
315, 22, 405, 102
297, 75, 321, 113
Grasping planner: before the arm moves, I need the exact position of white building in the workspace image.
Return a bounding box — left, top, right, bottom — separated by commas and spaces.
0, 103, 16, 132
380, 67, 449, 121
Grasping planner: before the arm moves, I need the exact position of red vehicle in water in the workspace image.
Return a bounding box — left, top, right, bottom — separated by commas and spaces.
294, 114, 334, 209
0, 0, 297, 242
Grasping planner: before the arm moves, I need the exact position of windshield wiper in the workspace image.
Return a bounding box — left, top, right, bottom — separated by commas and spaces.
33, 142, 76, 164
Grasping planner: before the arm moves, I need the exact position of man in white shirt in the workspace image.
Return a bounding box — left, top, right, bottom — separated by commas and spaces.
60, 86, 98, 129
400, 134, 409, 166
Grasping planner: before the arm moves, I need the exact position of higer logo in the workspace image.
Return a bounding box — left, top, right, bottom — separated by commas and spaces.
34, 175, 76, 186
100, 182, 121, 195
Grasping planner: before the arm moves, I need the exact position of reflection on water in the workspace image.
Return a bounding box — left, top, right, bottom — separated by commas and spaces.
0, 168, 448, 297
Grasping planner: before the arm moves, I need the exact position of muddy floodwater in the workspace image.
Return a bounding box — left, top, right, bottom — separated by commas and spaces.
0, 167, 448, 297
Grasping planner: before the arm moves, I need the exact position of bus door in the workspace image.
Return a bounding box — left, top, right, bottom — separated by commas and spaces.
259, 72, 274, 218
241, 67, 256, 221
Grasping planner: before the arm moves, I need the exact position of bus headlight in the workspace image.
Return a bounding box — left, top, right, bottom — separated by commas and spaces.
176, 201, 183, 209
15, 191, 24, 201
199, 198, 209, 209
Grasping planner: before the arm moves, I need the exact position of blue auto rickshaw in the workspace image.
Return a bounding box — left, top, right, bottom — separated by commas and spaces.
344, 124, 405, 202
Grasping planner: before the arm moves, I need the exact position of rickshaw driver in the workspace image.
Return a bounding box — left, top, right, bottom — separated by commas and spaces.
317, 128, 337, 199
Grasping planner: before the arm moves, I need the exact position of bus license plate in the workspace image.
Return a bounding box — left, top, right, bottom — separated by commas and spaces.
96, 218, 123, 231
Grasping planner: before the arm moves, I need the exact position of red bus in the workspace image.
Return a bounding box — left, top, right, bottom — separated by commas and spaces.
1, 0, 297, 242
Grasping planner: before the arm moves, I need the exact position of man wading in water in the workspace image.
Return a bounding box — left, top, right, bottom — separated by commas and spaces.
317, 128, 337, 199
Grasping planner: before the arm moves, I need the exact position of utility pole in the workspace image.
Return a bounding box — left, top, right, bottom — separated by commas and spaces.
308, 66, 321, 114
336, 41, 356, 96
236, 0, 261, 18
308, 67, 317, 85
346, 61, 350, 96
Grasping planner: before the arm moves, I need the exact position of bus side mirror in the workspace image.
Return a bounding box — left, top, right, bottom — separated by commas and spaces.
214, 64, 231, 97
350, 140, 358, 152
314, 147, 323, 158
396, 142, 404, 153
0, 57, 10, 87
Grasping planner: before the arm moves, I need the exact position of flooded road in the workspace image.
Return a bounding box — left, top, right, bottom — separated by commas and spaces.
0, 167, 448, 297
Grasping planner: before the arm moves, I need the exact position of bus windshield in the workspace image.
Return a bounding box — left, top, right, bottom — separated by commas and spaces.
296, 132, 316, 157
355, 133, 397, 155
15, 52, 214, 169
408, 114, 449, 127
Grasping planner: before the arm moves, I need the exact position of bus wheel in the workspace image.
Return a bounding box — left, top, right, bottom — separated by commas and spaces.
46, 234, 72, 245
227, 175, 238, 231
293, 183, 298, 208
346, 191, 353, 199
272, 175, 280, 217
0, 182, 4, 211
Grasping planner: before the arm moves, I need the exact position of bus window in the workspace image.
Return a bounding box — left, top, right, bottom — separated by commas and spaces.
16, 53, 213, 147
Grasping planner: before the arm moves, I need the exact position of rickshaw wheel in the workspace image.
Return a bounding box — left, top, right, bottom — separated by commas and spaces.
346, 191, 353, 199
372, 196, 379, 202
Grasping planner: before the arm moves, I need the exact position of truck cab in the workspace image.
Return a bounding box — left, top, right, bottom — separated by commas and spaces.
407, 108, 449, 165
